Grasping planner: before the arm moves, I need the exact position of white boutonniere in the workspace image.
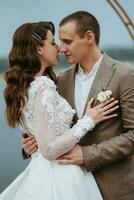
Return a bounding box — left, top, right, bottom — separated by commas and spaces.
97, 87, 112, 103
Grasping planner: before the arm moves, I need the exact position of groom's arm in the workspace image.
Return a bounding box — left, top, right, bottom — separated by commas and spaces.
82, 66, 134, 171
82, 130, 134, 171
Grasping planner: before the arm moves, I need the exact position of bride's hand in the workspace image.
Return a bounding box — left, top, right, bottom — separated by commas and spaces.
85, 98, 119, 125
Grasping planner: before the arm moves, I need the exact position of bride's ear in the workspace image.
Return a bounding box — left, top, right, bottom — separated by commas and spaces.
37, 45, 43, 55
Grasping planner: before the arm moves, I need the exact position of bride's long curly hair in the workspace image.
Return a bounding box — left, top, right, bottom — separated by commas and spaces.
4, 21, 56, 128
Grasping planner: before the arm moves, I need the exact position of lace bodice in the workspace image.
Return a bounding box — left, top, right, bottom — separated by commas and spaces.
20, 76, 95, 160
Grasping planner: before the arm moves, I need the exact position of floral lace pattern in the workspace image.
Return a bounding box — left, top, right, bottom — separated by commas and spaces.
20, 76, 75, 135
20, 76, 95, 160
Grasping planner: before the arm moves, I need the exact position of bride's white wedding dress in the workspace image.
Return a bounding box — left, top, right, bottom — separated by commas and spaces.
0, 76, 103, 200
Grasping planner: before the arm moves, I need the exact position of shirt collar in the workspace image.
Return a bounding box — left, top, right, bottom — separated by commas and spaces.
78, 54, 103, 77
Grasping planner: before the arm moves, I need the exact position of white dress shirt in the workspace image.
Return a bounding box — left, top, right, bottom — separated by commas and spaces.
75, 55, 103, 118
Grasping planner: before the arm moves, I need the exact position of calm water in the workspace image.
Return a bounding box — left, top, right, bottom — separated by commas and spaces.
0, 77, 29, 193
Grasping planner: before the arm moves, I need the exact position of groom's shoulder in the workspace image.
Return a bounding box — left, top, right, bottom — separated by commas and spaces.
114, 60, 133, 77
105, 53, 134, 75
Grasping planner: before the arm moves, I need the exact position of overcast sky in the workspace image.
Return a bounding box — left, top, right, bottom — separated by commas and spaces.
0, 0, 133, 57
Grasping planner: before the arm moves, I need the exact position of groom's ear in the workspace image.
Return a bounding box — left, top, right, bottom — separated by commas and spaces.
85, 30, 95, 45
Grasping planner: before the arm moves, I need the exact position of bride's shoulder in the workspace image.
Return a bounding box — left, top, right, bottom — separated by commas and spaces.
30, 76, 55, 91
28, 76, 56, 100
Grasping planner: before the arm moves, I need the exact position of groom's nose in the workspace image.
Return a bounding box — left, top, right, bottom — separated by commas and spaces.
59, 43, 67, 53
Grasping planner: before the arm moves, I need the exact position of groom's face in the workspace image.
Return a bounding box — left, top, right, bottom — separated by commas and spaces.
59, 21, 89, 64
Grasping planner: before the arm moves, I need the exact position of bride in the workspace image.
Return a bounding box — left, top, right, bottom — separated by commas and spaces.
1, 21, 118, 200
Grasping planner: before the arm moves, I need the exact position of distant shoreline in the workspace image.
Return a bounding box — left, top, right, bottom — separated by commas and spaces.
0, 60, 134, 81
0, 48, 134, 73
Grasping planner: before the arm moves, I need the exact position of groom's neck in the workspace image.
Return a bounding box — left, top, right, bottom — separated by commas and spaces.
80, 48, 102, 75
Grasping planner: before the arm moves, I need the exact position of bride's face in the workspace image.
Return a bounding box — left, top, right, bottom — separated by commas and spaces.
37, 30, 59, 67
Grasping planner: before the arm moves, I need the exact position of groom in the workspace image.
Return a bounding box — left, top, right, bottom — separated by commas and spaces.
22, 11, 134, 199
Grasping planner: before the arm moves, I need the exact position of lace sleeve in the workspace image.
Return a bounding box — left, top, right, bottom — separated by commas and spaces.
34, 85, 95, 160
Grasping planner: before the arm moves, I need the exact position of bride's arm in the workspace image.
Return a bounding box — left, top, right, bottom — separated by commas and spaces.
34, 87, 95, 160
34, 86, 118, 161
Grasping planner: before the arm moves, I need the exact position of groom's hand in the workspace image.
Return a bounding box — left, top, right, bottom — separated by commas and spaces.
21, 133, 37, 155
57, 144, 84, 165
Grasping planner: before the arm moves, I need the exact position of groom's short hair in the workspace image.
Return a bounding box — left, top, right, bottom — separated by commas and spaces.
59, 11, 100, 45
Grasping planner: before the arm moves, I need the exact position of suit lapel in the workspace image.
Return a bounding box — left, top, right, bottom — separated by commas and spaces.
82, 54, 116, 115
65, 64, 78, 122
65, 64, 77, 109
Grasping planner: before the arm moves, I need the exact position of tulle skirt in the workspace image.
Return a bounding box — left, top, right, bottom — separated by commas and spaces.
0, 151, 103, 200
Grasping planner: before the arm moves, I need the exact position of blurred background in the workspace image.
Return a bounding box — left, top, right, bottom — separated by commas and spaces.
0, 0, 134, 192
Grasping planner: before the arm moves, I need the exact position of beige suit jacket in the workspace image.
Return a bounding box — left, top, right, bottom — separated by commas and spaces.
57, 54, 134, 200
